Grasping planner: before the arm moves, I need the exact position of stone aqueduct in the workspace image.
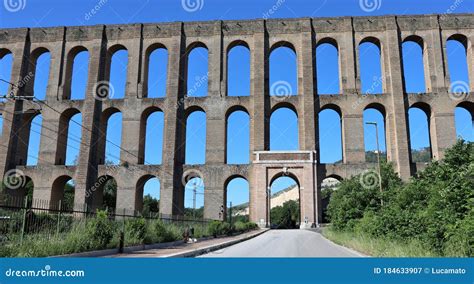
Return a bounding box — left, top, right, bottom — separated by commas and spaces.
0, 14, 473, 228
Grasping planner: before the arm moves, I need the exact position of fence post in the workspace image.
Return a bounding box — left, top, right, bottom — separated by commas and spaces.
119, 208, 126, 253
56, 200, 62, 238
20, 196, 28, 245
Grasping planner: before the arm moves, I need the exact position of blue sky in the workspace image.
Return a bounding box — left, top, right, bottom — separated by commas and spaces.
0, 0, 473, 211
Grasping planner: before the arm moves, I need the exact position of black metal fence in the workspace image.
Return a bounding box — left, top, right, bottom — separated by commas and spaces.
0, 195, 211, 251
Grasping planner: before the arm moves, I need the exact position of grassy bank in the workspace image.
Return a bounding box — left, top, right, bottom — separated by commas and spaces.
0, 211, 258, 257
322, 227, 439, 257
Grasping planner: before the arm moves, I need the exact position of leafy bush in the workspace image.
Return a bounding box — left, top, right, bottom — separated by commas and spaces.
208, 221, 231, 237
326, 140, 474, 256
148, 220, 176, 243
85, 210, 114, 250
125, 218, 147, 244
233, 221, 247, 232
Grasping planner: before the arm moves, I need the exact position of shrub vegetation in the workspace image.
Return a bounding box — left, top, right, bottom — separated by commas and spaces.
326, 140, 474, 257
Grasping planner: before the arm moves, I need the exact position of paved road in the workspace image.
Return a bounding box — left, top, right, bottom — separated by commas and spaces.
200, 229, 362, 257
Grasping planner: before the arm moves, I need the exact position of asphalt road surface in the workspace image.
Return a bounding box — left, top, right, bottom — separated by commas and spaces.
200, 229, 362, 257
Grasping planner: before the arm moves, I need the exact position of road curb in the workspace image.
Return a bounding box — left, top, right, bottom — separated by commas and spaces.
164, 228, 270, 258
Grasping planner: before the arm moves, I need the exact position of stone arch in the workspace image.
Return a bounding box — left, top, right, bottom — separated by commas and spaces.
135, 174, 161, 215
363, 103, 388, 162
56, 108, 81, 165
28, 47, 51, 100
402, 35, 429, 93
225, 105, 249, 119
224, 175, 250, 221
185, 107, 206, 165
455, 101, 474, 141
98, 107, 122, 165
408, 102, 433, 162
271, 101, 298, 115
106, 45, 128, 100
0, 49, 13, 101
63, 46, 89, 100
227, 41, 250, 97
358, 37, 384, 94
17, 110, 42, 166
50, 175, 75, 210
270, 41, 296, 53
318, 105, 343, 163
446, 33, 472, 93
186, 42, 208, 97
139, 106, 164, 164
226, 107, 250, 164
144, 43, 168, 98
269, 41, 298, 97
270, 105, 299, 151
183, 169, 205, 216
88, 175, 117, 213
316, 37, 340, 95
268, 171, 301, 228
269, 171, 301, 188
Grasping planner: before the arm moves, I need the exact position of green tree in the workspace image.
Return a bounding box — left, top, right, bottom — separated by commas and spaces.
142, 194, 159, 217
270, 200, 300, 229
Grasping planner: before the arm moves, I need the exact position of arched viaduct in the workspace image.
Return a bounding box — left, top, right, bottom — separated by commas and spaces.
0, 14, 473, 228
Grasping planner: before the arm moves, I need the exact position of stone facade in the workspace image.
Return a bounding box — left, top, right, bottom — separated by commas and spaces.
0, 14, 473, 227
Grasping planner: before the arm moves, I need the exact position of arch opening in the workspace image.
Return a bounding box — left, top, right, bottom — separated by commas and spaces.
408, 106, 432, 163
141, 110, 164, 165
270, 107, 299, 151
65, 48, 90, 100
225, 176, 250, 223
32, 50, 51, 101
0, 51, 13, 102
455, 103, 473, 142
146, 47, 168, 98
136, 175, 161, 216
184, 177, 205, 219
99, 109, 122, 165
51, 175, 75, 211
363, 107, 387, 162
185, 110, 206, 165
316, 41, 340, 95
269, 44, 298, 97
186, 45, 208, 97
227, 44, 250, 97
88, 175, 117, 213
226, 109, 250, 164
402, 38, 427, 93
447, 35, 471, 93
359, 40, 382, 94
269, 175, 300, 229
108, 48, 128, 100
318, 108, 342, 163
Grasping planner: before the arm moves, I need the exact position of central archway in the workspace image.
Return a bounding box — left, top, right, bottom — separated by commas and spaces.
269, 173, 300, 229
